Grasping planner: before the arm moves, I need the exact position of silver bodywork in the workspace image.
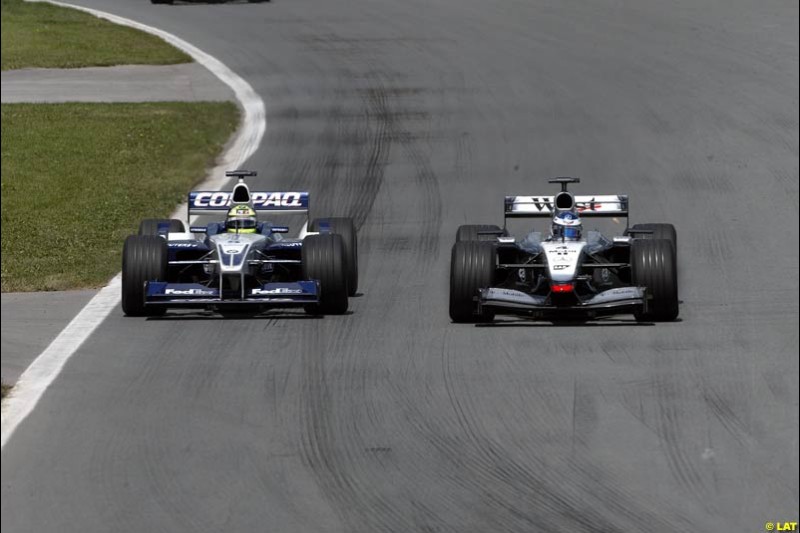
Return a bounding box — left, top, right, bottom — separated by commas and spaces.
479, 235, 648, 317
476, 181, 647, 318
541, 240, 586, 282
209, 232, 268, 273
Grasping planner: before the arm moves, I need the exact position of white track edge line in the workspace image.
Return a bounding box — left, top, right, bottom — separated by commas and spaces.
2, 1, 266, 449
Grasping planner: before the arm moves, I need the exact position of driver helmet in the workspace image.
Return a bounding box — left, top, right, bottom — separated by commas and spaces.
552, 211, 582, 240
226, 204, 257, 234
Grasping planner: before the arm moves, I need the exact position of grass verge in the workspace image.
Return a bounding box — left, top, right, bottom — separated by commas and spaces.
1, 0, 191, 70
1, 102, 240, 292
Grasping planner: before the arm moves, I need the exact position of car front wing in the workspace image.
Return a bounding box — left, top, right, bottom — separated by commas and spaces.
478, 286, 647, 319
144, 281, 319, 308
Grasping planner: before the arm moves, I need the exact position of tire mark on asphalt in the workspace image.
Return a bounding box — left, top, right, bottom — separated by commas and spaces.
296, 319, 393, 532
700, 379, 754, 447
426, 333, 611, 531
423, 331, 692, 532
651, 352, 714, 512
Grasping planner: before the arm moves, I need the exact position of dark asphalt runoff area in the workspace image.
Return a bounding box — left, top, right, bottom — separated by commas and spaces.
2, 0, 798, 532
1, 291, 98, 385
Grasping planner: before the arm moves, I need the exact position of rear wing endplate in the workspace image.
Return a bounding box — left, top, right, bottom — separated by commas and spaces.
504, 195, 628, 218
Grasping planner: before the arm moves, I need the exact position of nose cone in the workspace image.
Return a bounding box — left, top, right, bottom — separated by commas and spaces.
543, 240, 586, 282
551, 282, 574, 293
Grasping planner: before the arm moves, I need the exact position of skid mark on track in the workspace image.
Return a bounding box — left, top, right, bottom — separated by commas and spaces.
297, 327, 353, 528
700, 380, 754, 447
653, 378, 708, 501
297, 318, 429, 532
279, 30, 445, 275
438, 340, 596, 531
570, 378, 599, 450
354, 78, 394, 231
409, 331, 693, 532
356, 68, 442, 265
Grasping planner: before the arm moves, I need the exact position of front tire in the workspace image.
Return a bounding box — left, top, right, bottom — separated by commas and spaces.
449, 241, 496, 323
631, 238, 678, 322
455, 224, 504, 242
629, 223, 677, 251
303, 234, 349, 315
122, 235, 168, 316
309, 217, 358, 296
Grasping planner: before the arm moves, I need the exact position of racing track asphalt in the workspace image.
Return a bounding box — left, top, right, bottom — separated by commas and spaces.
2, 0, 798, 531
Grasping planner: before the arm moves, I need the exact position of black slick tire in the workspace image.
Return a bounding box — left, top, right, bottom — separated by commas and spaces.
629, 223, 677, 251
631, 238, 679, 322
455, 224, 504, 242
122, 235, 168, 317
302, 234, 348, 315
309, 217, 358, 296
449, 241, 496, 323
138, 218, 185, 236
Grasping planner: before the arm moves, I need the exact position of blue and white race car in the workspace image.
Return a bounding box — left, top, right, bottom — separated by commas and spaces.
122, 170, 357, 317
449, 177, 679, 323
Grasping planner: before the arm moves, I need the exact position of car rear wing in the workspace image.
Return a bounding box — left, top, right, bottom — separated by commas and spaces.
504, 195, 629, 218
187, 169, 310, 217
188, 190, 309, 216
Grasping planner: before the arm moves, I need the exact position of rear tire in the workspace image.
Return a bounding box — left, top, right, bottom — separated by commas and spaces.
449, 241, 496, 323
629, 223, 676, 251
122, 235, 168, 317
303, 234, 349, 315
309, 217, 358, 296
631, 238, 679, 322
456, 224, 504, 242
138, 218, 185, 236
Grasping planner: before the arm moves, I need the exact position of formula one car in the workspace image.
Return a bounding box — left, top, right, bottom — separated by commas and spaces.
122, 170, 357, 317
449, 177, 678, 323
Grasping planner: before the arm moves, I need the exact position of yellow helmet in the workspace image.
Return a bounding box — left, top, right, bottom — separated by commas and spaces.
226, 204, 257, 233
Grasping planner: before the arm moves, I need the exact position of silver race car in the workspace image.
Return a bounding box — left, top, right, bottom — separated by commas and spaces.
122, 170, 357, 317
449, 177, 678, 323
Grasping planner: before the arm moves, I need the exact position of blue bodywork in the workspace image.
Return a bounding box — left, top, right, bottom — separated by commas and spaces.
146, 281, 318, 307
145, 224, 316, 310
